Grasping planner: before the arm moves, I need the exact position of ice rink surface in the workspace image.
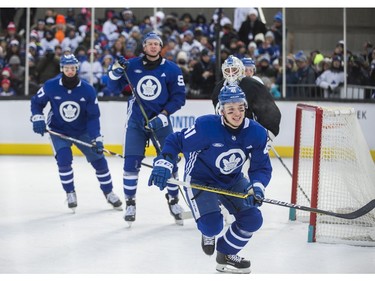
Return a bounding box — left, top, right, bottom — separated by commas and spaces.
1, 155, 374, 279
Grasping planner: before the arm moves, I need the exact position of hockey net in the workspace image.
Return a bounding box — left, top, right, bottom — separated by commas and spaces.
290, 103, 375, 246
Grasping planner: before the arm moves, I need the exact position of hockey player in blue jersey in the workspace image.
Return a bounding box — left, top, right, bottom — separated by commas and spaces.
148, 85, 272, 274
30, 54, 122, 212
107, 32, 186, 225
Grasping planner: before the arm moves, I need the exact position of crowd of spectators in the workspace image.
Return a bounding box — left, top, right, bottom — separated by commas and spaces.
0, 7, 374, 98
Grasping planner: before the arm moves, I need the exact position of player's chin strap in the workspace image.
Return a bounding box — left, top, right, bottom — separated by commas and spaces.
167, 178, 375, 220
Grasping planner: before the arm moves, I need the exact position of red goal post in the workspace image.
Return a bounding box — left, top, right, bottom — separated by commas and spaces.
290, 103, 375, 246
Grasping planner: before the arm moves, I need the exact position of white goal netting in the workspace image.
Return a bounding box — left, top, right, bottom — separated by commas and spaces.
292, 104, 375, 246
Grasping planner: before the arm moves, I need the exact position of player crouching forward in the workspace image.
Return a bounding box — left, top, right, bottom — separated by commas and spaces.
30, 54, 122, 212
148, 85, 272, 273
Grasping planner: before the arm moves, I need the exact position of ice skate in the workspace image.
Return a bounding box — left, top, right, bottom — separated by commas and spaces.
124, 198, 136, 226
66, 191, 77, 213
201, 234, 215, 256
105, 191, 123, 210
165, 194, 184, 225
216, 251, 251, 274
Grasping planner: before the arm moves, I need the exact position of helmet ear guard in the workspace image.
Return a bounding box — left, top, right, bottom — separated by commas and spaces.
222, 55, 245, 84
218, 84, 248, 112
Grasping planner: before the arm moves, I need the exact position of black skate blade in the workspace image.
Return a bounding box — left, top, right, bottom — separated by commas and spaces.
112, 205, 123, 211
216, 264, 251, 274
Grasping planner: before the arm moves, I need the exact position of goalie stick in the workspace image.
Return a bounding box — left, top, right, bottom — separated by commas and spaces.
167, 178, 375, 220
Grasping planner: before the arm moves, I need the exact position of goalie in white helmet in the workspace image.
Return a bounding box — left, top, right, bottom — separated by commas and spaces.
221, 55, 245, 85
212, 55, 281, 139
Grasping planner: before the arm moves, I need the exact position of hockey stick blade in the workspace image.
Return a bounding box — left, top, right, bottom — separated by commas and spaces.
263, 198, 375, 220
168, 179, 375, 220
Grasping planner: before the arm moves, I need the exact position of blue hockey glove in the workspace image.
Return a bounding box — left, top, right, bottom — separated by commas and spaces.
117, 55, 129, 70
148, 154, 174, 191
109, 56, 129, 79
247, 183, 265, 207
147, 113, 169, 131
31, 115, 46, 136
91, 136, 104, 154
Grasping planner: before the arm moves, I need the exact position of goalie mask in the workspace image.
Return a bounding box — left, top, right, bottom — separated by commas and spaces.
222, 55, 245, 84
218, 84, 248, 111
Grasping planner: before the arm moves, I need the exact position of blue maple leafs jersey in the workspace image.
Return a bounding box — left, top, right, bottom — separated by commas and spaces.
162, 114, 272, 189
30, 76, 101, 139
108, 57, 186, 122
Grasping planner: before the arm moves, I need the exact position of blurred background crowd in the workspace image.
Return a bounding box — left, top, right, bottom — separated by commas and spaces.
0, 7, 374, 99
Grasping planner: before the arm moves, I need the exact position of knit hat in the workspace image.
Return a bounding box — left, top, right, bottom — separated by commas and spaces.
1, 68, 11, 77
313, 53, 324, 65
7, 22, 16, 31
9, 55, 21, 65
294, 51, 307, 62
248, 8, 258, 17
10, 39, 19, 46
55, 14, 66, 24
1, 78, 10, 86
254, 33, 265, 43
273, 11, 282, 22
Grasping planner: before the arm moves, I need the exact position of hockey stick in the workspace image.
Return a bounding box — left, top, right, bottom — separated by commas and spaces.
46, 130, 153, 168
270, 144, 311, 203
168, 178, 375, 220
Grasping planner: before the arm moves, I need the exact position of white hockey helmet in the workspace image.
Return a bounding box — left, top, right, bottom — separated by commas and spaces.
221, 55, 245, 84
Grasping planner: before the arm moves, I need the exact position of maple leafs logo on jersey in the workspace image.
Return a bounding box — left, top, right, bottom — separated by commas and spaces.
141, 79, 157, 96
216, 149, 246, 175
222, 154, 241, 172
59, 101, 80, 122
63, 104, 77, 118
137, 75, 162, 101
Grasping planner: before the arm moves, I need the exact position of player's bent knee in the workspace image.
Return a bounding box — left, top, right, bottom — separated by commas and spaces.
197, 212, 224, 237
235, 208, 263, 233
